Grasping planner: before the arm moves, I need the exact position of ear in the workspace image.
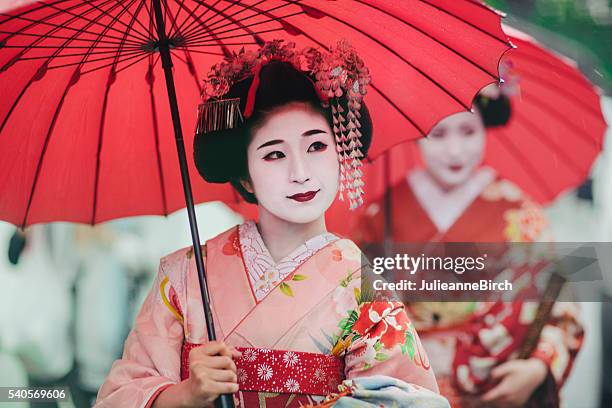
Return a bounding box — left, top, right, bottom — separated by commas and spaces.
240, 179, 254, 194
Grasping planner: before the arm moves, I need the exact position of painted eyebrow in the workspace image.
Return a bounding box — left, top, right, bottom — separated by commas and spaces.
302, 129, 327, 137
256, 129, 327, 150
257, 139, 283, 150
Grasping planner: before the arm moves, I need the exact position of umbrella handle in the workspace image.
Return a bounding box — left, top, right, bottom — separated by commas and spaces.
151, 1, 235, 407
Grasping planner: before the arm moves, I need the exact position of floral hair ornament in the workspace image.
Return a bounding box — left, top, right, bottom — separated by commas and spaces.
477, 59, 520, 108
195, 40, 372, 210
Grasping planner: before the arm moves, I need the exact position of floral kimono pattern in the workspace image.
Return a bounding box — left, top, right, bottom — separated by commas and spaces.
351, 169, 584, 406
95, 222, 448, 408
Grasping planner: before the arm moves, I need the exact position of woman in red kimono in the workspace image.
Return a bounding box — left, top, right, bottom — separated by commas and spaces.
353, 87, 584, 407
95, 41, 449, 408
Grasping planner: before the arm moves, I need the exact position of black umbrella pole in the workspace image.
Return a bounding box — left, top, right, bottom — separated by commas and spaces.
151, 1, 235, 407
383, 150, 392, 257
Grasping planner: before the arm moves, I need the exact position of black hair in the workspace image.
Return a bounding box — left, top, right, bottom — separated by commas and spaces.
473, 93, 512, 128
193, 61, 373, 204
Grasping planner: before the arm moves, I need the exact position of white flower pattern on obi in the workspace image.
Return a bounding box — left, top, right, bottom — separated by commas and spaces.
239, 221, 338, 302
283, 351, 298, 367
232, 347, 344, 396
285, 378, 300, 393
257, 363, 273, 381
242, 348, 258, 362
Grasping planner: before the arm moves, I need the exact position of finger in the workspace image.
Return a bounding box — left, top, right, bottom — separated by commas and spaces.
490, 362, 514, 380
481, 384, 506, 402
229, 347, 242, 359
203, 355, 237, 372
207, 381, 240, 395
207, 368, 239, 383
217, 345, 240, 359
191, 341, 227, 358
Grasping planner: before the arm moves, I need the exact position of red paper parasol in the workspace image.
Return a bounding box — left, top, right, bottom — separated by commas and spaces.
0, 0, 511, 227
0, 3, 510, 404
326, 26, 607, 237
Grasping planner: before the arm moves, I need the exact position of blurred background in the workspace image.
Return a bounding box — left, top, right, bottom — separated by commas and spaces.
0, 0, 610, 407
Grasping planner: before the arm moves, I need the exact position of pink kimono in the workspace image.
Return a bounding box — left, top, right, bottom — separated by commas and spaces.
95, 221, 445, 407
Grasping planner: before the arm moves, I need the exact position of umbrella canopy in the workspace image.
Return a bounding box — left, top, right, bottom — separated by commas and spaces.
326, 25, 607, 237
0, 0, 510, 228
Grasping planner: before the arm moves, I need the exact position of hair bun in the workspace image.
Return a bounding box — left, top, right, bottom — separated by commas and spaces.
474, 93, 512, 128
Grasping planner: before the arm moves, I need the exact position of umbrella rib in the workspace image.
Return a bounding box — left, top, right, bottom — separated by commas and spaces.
91, 0, 149, 225
170, 0, 234, 58
175, 46, 227, 55
517, 52, 593, 87
518, 70, 603, 119
0, 0, 94, 30
183, 10, 305, 45
493, 131, 556, 198
520, 90, 603, 148
0, 0, 130, 135
202, 0, 277, 30
0, 0, 117, 44
0, 30, 141, 47
183, 27, 287, 46
176, 41, 257, 48
0, 4, 144, 48
178, 0, 275, 42
354, 0, 500, 79
512, 110, 590, 176
176, 0, 279, 45
162, 0, 179, 39
20, 0, 143, 228
41, 1, 151, 45
141, 0, 158, 35
91, 48, 149, 75
83, 0, 154, 44
371, 83, 427, 137
169, 0, 187, 39
0, 0, 125, 65
45, 49, 146, 67
171, 0, 229, 41
113, 0, 154, 42
418, 0, 509, 46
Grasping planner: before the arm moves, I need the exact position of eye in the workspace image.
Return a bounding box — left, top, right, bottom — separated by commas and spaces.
429, 129, 445, 139
462, 126, 476, 137
263, 151, 285, 161
308, 141, 328, 152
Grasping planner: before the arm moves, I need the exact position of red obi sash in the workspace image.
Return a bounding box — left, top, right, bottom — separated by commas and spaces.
181, 342, 344, 396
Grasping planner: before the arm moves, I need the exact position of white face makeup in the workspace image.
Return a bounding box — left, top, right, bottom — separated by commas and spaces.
244, 102, 339, 224
418, 110, 486, 189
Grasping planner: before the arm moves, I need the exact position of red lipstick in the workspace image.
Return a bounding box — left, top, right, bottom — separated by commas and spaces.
288, 190, 319, 202
449, 164, 463, 172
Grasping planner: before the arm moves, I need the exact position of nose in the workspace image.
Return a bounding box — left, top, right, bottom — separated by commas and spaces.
446, 134, 463, 158
289, 155, 310, 184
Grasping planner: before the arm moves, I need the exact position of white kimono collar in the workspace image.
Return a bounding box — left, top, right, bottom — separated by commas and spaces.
238, 221, 338, 302
407, 166, 496, 234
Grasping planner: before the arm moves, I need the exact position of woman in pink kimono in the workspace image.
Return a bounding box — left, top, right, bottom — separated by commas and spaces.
95, 41, 448, 408
352, 87, 583, 407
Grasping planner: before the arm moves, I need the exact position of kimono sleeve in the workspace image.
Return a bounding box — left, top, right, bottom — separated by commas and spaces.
343, 300, 440, 394
94, 250, 189, 408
